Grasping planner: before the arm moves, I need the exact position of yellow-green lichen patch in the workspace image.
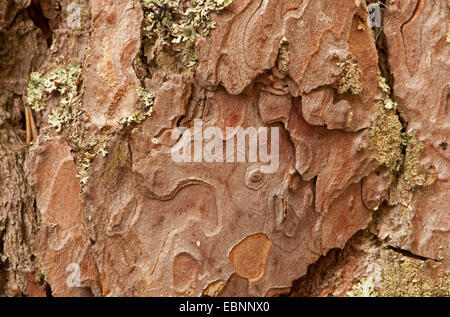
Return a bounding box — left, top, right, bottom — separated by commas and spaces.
277, 37, 289, 74
119, 87, 155, 126
137, 87, 155, 109
26, 72, 46, 112
26, 62, 113, 188
139, 0, 232, 73
337, 55, 364, 95
368, 101, 404, 172
26, 62, 84, 136
379, 252, 449, 297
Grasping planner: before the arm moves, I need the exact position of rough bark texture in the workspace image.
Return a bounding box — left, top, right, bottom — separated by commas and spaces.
0, 0, 448, 297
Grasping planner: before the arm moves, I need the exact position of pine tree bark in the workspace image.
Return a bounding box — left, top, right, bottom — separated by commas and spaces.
0, 0, 448, 297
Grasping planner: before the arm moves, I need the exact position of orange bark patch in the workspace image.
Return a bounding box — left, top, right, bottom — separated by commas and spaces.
229, 233, 273, 283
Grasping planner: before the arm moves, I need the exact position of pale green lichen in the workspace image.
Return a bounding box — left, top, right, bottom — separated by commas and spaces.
139, 0, 232, 72
277, 37, 289, 73
119, 87, 155, 126
347, 277, 379, 297
369, 99, 433, 203
447, 30, 450, 43
382, 98, 397, 110
397, 131, 435, 196
337, 55, 364, 95
26, 62, 82, 113
378, 77, 398, 110
386, 131, 435, 205
47, 105, 84, 133
401, 131, 424, 188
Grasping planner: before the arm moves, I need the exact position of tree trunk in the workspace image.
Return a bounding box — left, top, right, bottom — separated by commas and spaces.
0, 0, 448, 297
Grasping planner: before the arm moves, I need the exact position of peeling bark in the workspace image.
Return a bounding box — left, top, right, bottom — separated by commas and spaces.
0, 0, 448, 297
